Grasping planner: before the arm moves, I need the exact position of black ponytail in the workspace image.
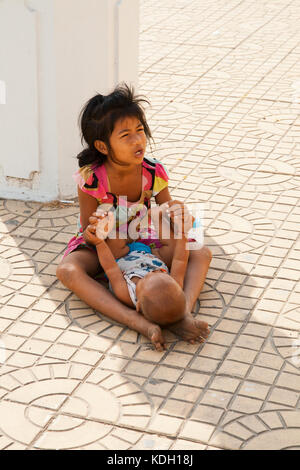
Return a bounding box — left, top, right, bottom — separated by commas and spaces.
76, 148, 106, 168
76, 83, 152, 168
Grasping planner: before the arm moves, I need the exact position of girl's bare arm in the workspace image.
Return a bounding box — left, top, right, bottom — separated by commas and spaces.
78, 187, 99, 231
155, 187, 172, 206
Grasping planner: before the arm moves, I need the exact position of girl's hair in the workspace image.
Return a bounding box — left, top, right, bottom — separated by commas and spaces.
77, 83, 152, 167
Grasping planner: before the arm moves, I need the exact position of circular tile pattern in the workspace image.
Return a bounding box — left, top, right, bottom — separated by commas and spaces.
211, 410, 300, 449
241, 411, 300, 450
0, 200, 32, 233
196, 151, 300, 192
154, 141, 195, 158
258, 113, 300, 138
148, 102, 194, 123
261, 73, 300, 103
31, 205, 78, 221
203, 207, 275, 256
1, 200, 78, 231
149, 99, 214, 123
191, 101, 216, 116
151, 142, 198, 172
235, 20, 268, 32
26, 395, 88, 431
197, 70, 232, 88
66, 281, 225, 343
0, 257, 11, 280
238, 19, 291, 34
28, 202, 78, 229
242, 108, 300, 142
0, 245, 36, 301
152, 47, 227, 77
4, 200, 41, 217
196, 29, 245, 48
194, 281, 226, 328
160, 62, 208, 77
0, 340, 6, 365
0, 364, 152, 449
143, 73, 195, 91
230, 42, 264, 58
272, 322, 300, 368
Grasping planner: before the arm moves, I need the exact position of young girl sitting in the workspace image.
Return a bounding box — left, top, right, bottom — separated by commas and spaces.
56, 84, 212, 350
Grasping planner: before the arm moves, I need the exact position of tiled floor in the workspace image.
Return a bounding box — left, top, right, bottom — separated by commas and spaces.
0, 0, 300, 450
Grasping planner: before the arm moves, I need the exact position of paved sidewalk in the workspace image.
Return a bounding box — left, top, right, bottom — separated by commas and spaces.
0, 0, 300, 450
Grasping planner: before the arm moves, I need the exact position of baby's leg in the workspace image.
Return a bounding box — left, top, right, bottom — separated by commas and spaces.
106, 237, 130, 259
148, 208, 177, 269
56, 249, 166, 351
151, 239, 176, 270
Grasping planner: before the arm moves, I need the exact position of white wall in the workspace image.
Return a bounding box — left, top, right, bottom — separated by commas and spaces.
0, 0, 139, 202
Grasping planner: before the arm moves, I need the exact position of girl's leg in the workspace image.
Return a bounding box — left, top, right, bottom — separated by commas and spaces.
149, 209, 177, 269
56, 249, 166, 351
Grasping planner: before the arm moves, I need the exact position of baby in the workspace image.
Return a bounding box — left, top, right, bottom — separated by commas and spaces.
86, 203, 209, 349
110, 241, 187, 326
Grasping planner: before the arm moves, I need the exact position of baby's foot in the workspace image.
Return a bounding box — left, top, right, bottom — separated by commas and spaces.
147, 325, 166, 352
168, 314, 210, 344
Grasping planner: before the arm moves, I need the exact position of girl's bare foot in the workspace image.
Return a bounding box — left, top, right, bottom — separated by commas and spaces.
147, 324, 166, 351
168, 314, 210, 344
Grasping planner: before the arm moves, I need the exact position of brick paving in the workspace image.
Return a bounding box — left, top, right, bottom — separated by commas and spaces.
0, 0, 300, 450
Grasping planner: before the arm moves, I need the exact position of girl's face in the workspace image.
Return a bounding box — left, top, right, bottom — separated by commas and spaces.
97, 116, 147, 167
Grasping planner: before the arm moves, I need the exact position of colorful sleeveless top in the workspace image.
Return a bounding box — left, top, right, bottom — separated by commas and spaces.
64, 157, 169, 257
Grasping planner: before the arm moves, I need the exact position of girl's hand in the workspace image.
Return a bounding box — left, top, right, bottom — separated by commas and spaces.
149, 202, 170, 221
165, 201, 194, 237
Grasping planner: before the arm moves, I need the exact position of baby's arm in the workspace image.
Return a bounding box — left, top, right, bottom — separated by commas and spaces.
85, 212, 133, 307
155, 187, 195, 231
150, 202, 190, 287
146, 205, 176, 269
95, 241, 133, 307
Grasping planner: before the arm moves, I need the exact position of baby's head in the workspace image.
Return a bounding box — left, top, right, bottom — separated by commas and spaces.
77, 83, 153, 167
135, 272, 186, 326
